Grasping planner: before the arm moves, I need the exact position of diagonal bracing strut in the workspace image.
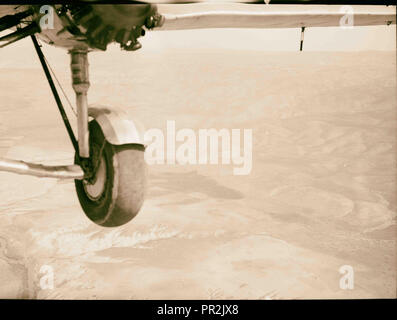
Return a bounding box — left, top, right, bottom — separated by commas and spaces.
31, 35, 80, 158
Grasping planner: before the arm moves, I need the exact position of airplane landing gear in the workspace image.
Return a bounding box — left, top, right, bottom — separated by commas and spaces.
30, 35, 147, 227
68, 46, 147, 227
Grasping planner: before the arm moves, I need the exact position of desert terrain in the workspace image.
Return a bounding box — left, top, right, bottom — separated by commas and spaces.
0, 39, 396, 299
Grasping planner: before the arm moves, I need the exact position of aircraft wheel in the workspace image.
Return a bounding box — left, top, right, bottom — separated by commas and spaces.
75, 120, 146, 227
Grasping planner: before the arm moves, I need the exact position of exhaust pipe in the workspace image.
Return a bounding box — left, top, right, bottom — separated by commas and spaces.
0, 158, 84, 180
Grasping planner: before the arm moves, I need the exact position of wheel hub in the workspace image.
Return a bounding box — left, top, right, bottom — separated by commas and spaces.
83, 154, 106, 201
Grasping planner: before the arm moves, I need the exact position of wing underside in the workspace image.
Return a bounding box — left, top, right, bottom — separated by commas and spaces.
155, 11, 395, 30
0, 3, 395, 51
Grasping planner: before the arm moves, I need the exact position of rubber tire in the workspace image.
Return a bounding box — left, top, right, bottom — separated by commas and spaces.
75, 120, 146, 227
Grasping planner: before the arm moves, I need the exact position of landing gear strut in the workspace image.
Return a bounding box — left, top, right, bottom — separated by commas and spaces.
70, 49, 90, 159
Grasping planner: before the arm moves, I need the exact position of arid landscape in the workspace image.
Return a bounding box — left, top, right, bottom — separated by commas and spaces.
0, 38, 396, 299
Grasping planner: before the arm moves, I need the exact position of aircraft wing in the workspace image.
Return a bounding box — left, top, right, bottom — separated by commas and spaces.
155, 10, 395, 30
150, 1, 395, 30
0, 2, 395, 51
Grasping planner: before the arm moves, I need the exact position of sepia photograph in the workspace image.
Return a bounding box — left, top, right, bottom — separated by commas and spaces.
0, 0, 396, 305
